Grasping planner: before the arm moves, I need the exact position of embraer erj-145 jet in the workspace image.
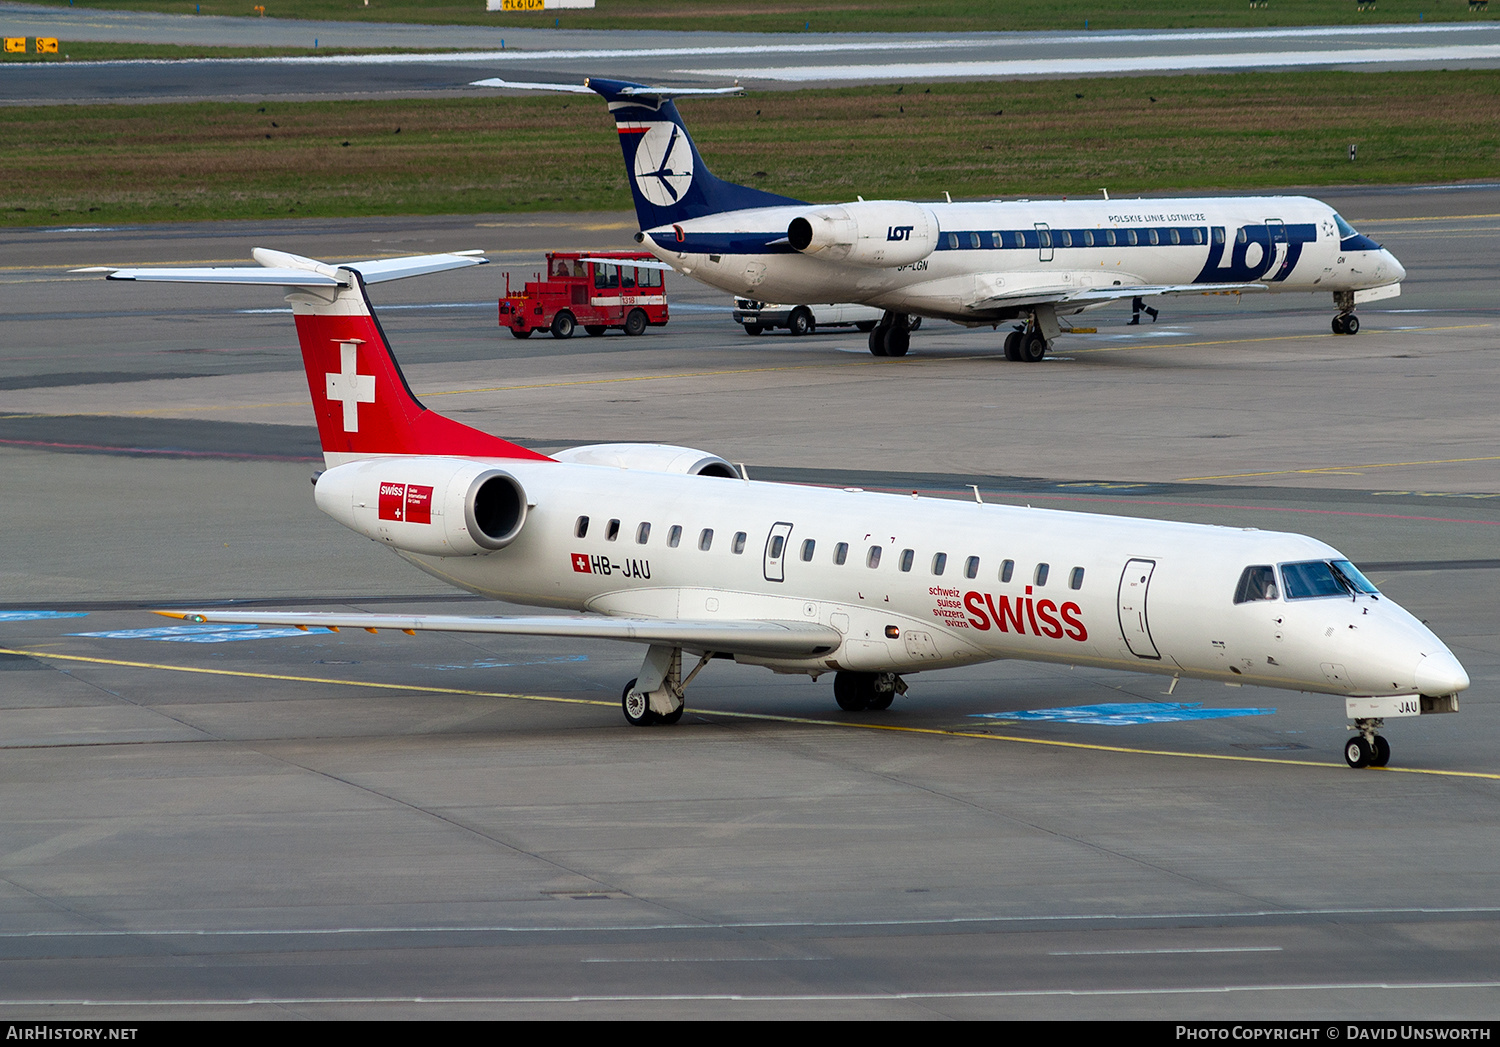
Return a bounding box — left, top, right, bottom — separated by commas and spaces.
90, 251, 1464, 768
474, 77, 1405, 359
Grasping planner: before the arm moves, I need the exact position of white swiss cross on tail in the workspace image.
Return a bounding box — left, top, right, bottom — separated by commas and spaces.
326, 339, 375, 433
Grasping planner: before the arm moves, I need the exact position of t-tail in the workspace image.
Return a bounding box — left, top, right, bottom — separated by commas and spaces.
89, 249, 550, 468
584, 77, 807, 230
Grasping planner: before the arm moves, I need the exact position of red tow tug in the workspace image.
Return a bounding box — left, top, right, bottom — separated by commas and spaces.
498, 251, 670, 339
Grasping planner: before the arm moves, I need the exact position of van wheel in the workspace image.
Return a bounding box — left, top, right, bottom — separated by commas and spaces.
509, 328, 532, 339
856, 321, 877, 332
788, 308, 814, 336
743, 323, 765, 335
624, 308, 649, 336
550, 311, 576, 339
584, 324, 606, 337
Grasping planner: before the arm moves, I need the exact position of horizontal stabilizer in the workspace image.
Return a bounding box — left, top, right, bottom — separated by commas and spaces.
80, 251, 487, 287
470, 77, 743, 100
158, 610, 842, 657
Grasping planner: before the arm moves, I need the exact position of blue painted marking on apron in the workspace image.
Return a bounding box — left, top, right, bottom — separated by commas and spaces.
72, 624, 333, 643
0, 610, 89, 621
972, 701, 1275, 725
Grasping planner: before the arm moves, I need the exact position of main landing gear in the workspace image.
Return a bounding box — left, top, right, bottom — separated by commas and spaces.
620, 645, 713, 726
868, 312, 920, 357
1003, 304, 1060, 362
832, 670, 907, 712
1344, 717, 1392, 768
1332, 290, 1361, 335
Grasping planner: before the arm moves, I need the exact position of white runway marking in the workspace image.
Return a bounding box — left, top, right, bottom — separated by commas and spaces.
690, 45, 1500, 83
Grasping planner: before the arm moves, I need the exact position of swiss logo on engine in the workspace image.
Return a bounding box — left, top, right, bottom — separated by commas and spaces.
378, 482, 434, 524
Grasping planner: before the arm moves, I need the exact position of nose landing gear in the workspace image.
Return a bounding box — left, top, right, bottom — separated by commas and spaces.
1344, 717, 1391, 768
1332, 291, 1361, 335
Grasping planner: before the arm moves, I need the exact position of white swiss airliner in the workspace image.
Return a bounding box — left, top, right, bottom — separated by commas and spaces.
474, 77, 1406, 358
91, 249, 1465, 769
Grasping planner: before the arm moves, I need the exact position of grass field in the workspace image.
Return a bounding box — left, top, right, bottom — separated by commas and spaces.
15, 0, 1496, 33
2, 71, 1497, 226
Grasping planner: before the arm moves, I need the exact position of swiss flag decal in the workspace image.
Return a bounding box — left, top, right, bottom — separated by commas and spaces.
571, 553, 592, 574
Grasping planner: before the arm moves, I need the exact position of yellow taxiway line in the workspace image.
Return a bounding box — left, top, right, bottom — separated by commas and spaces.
5, 646, 1495, 781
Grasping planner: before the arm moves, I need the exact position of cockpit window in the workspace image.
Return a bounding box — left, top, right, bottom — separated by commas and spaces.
1281, 559, 1381, 600
1333, 213, 1358, 239
1234, 565, 1278, 603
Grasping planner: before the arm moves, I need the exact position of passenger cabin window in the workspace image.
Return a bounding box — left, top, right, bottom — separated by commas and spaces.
1069, 567, 1085, 590
946, 233, 959, 249
668, 525, 682, 548
1059, 230, 1072, 248
867, 546, 882, 569
1213, 227, 1226, 245
1234, 565, 1278, 604
636, 522, 650, 545
732, 531, 747, 554
965, 556, 980, 579
606, 519, 620, 542
899, 549, 914, 572
1125, 230, 1138, 246
1193, 228, 1206, 245
699, 528, 714, 551
769, 535, 784, 559
1034, 563, 1050, 586
1082, 230, 1095, 247
1038, 230, 1053, 248
1169, 229, 1182, 245
1000, 559, 1015, 583
968, 232, 981, 249
801, 539, 815, 562
1236, 227, 1248, 244
990, 232, 1003, 248
1104, 230, 1116, 247
834, 542, 849, 565
932, 552, 948, 576
575, 515, 589, 539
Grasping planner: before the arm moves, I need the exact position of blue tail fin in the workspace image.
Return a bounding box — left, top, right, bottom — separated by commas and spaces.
587, 78, 806, 230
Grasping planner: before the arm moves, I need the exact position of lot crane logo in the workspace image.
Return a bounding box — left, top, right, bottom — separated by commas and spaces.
629, 122, 695, 207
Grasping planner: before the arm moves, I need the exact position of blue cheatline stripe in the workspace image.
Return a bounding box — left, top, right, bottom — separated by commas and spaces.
71, 624, 333, 643
0, 610, 89, 621
972, 702, 1275, 726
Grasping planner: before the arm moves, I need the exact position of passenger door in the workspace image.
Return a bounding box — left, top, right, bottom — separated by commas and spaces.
1117, 558, 1162, 659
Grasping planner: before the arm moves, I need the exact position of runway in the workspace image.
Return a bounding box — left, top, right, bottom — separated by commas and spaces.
3, 2, 1500, 103
0, 185, 1497, 1017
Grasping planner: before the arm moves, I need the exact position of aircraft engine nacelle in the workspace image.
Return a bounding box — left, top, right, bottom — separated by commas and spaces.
551, 443, 738, 478
786, 201, 938, 268
314, 457, 529, 557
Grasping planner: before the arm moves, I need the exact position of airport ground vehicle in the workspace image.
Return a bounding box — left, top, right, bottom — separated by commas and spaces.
732, 299, 919, 337
94, 249, 1467, 766
498, 251, 669, 339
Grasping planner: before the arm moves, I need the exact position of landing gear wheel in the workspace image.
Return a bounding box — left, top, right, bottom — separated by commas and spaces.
1371, 734, 1391, 767
1343, 314, 1359, 335
869, 325, 890, 356
550, 311, 576, 339
584, 324, 606, 337
1019, 332, 1048, 362
833, 671, 872, 711
622, 678, 654, 726
867, 688, 895, 711
788, 308, 814, 337
1344, 736, 1373, 768
883, 326, 910, 357
743, 323, 765, 336
509, 328, 533, 339
1003, 330, 1023, 361
624, 308, 649, 336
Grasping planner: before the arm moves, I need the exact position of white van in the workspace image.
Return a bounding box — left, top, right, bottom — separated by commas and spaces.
733, 299, 914, 336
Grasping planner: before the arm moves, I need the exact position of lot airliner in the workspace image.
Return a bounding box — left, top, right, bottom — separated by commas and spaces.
475, 77, 1406, 359
90, 249, 1465, 768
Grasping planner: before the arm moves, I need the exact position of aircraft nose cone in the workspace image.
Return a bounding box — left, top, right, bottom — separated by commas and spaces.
1385, 251, 1407, 283
1415, 649, 1469, 696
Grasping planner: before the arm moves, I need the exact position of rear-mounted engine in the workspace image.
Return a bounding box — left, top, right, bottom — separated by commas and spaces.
787, 201, 938, 268
314, 457, 529, 556
551, 443, 738, 477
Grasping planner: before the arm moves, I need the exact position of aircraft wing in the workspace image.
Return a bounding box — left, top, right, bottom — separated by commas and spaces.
968, 281, 1270, 311
157, 610, 842, 657
470, 77, 742, 99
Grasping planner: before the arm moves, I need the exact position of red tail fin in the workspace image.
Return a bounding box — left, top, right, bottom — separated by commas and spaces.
289, 273, 550, 466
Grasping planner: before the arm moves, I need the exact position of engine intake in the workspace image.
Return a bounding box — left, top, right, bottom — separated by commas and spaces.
787, 200, 938, 268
